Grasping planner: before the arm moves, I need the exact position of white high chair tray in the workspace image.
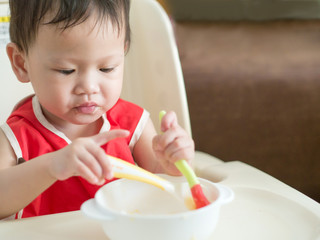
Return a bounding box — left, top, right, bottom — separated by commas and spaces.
197, 160, 320, 240
0, 160, 319, 240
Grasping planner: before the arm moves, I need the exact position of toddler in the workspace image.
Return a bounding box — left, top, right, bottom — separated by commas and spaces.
0, 0, 194, 220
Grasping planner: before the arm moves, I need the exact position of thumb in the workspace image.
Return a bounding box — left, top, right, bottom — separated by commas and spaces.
91, 129, 130, 146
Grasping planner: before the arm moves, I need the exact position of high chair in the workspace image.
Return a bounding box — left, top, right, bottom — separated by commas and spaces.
121, 0, 224, 167
0, 0, 319, 239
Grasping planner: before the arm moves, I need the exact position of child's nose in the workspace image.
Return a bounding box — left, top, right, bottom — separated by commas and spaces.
74, 73, 99, 95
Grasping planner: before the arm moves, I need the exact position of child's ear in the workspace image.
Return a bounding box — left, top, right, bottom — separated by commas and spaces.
124, 41, 129, 54
6, 42, 30, 83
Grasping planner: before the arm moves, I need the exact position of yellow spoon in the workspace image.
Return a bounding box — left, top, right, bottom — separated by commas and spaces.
108, 154, 174, 193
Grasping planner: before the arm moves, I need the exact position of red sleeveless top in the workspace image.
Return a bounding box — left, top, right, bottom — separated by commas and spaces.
1, 96, 149, 219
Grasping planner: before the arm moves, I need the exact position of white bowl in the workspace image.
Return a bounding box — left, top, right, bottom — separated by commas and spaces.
81, 174, 233, 240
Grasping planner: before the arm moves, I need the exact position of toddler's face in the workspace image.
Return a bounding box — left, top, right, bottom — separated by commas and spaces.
23, 15, 126, 127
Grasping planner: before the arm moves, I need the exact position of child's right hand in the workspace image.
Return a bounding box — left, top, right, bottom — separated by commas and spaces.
47, 129, 129, 185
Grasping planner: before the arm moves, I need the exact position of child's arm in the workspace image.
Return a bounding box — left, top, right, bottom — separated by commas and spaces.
0, 129, 129, 219
0, 132, 57, 219
133, 111, 195, 175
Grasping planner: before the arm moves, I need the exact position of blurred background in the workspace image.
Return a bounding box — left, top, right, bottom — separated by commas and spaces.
157, 0, 320, 203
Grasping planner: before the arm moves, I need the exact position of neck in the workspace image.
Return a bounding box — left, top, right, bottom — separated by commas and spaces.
56, 118, 103, 141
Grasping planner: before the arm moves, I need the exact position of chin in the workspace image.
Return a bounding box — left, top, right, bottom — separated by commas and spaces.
71, 114, 102, 125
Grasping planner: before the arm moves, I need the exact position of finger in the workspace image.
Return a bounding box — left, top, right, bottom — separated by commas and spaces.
75, 160, 101, 185
77, 148, 104, 180
86, 145, 114, 180
153, 150, 182, 176
155, 125, 186, 150
160, 111, 178, 132
163, 137, 194, 161
92, 129, 130, 146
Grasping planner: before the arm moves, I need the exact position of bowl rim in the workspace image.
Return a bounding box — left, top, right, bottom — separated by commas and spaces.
93, 175, 228, 220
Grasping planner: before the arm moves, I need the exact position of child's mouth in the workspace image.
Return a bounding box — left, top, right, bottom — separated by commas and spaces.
77, 103, 98, 114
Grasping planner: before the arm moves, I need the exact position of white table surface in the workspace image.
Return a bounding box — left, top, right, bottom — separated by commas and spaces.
1, 160, 319, 240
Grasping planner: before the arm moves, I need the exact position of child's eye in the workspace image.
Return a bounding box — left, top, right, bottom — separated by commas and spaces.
100, 68, 114, 73
58, 69, 75, 75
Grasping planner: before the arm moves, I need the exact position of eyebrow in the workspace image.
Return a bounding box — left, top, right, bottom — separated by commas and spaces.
48, 53, 124, 65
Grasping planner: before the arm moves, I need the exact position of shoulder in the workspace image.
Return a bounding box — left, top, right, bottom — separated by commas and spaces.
1, 105, 36, 161
108, 99, 144, 116
3, 95, 61, 160
107, 99, 148, 128
107, 99, 150, 150
7, 95, 34, 123
5, 95, 37, 136
11, 94, 34, 112
0, 127, 18, 168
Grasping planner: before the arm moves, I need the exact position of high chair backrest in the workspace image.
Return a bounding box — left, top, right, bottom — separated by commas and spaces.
122, 0, 191, 135
0, 0, 192, 136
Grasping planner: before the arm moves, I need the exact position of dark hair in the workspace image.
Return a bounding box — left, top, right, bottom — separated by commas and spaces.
9, 0, 131, 54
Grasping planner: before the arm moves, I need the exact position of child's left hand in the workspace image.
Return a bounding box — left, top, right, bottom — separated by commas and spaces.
152, 111, 195, 175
